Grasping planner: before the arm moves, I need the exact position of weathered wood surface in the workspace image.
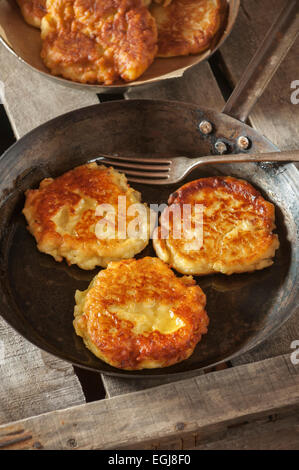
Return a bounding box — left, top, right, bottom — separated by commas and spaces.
102, 361, 227, 399
126, 411, 299, 450
0, 44, 95, 423
0, 44, 98, 138
193, 413, 299, 450
126, 60, 225, 108
0, 321, 85, 424
102, 370, 204, 399
0, 353, 298, 450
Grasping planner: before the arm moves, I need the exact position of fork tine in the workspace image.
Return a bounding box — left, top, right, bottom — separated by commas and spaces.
103, 167, 170, 178
100, 158, 170, 171
127, 177, 171, 185
97, 154, 172, 164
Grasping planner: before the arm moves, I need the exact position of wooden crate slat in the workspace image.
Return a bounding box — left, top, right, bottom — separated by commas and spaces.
0, 353, 298, 449
0, 45, 99, 138
102, 369, 206, 399
129, 412, 299, 451
125, 61, 225, 108
0, 319, 85, 424
192, 413, 299, 450
125, 412, 299, 450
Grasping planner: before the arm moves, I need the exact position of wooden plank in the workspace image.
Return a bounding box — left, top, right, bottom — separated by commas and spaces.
0, 320, 85, 424
0, 43, 100, 422
193, 413, 299, 450
0, 44, 99, 138
102, 370, 204, 399
162, 412, 299, 450
126, 412, 299, 450
219, 0, 299, 365
0, 353, 298, 449
103, 363, 228, 399
126, 61, 225, 110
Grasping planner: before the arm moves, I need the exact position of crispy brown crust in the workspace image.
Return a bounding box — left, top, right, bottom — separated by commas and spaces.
73, 257, 209, 370
153, 176, 279, 276
24, 164, 125, 242
16, 0, 47, 28
23, 163, 150, 269
41, 0, 158, 85
150, 0, 226, 57
169, 176, 276, 224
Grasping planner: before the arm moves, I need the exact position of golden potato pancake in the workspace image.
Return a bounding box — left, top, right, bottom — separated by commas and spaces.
74, 257, 208, 370
150, 0, 226, 57
40, 0, 158, 84
16, 0, 46, 28
23, 163, 151, 270
153, 177, 279, 275
153, 0, 173, 6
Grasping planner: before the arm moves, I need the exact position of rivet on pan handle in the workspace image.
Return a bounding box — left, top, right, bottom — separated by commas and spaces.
223, 0, 299, 123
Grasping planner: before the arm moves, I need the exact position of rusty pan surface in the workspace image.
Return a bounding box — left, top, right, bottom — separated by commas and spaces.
0, 100, 297, 378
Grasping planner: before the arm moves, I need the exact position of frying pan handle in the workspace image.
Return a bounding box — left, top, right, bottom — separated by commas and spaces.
222, 0, 299, 123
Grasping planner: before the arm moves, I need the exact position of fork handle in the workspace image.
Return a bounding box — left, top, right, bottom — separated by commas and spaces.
194, 149, 299, 166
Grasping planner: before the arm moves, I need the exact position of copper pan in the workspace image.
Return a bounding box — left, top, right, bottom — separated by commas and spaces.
0, 0, 240, 93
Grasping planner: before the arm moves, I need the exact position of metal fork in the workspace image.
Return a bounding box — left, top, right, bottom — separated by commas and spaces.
96, 149, 299, 185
